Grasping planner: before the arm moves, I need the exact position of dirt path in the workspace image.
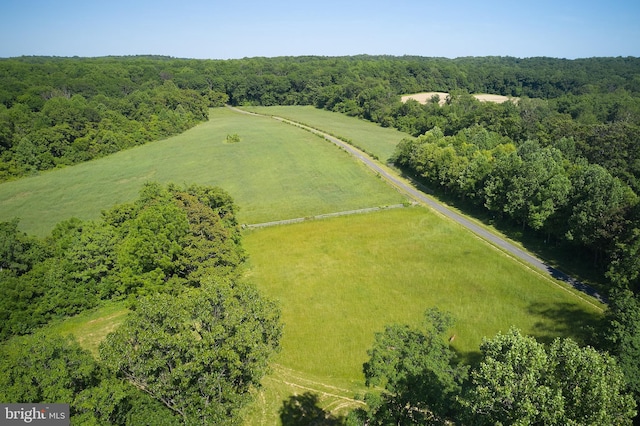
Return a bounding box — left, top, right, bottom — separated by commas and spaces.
227, 106, 607, 307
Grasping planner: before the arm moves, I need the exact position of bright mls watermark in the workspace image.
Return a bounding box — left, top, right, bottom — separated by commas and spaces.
0, 404, 69, 425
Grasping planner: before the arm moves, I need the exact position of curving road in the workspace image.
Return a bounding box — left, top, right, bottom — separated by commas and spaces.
227, 106, 607, 306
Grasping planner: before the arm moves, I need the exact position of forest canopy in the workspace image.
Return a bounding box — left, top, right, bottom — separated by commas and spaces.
0, 182, 245, 340
1, 55, 639, 186
0, 182, 282, 424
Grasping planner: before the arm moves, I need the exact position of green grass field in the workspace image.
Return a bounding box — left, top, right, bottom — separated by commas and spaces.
243, 105, 407, 162
244, 207, 603, 377
0, 107, 405, 236
240, 206, 604, 423
45, 302, 129, 357
49, 206, 603, 424
2, 106, 607, 424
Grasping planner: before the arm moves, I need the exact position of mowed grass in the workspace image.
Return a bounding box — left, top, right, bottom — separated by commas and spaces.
45, 302, 129, 357
241, 206, 604, 423
0, 107, 405, 236
243, 106, 408, 161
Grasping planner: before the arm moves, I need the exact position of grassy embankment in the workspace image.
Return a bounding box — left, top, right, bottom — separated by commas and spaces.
0, 106, 605, 424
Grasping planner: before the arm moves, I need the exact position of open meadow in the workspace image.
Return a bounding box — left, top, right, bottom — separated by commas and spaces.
1, 106, 607, 424
243, 105, 406, 162
239, 206, 604, 423
0, 107, 406, 236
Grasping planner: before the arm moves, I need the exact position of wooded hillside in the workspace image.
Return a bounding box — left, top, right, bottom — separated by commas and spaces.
2, 55, 640, 424
1, 56, 639, 185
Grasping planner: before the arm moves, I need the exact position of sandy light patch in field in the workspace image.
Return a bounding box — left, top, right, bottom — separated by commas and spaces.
401, 92, 449, 105
473, 93, 515, 103
401, 92, 517, 105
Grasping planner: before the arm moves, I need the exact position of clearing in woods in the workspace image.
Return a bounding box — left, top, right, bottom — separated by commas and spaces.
240, 206, 604, 424
401, 91, 517, 105
0, 107, 406, 236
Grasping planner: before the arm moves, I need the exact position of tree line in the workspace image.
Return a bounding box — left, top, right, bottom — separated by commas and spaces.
348, 308, 636, 425
1, 55, 639, 185
392, 122, 639, 276
0, 57, 224, 181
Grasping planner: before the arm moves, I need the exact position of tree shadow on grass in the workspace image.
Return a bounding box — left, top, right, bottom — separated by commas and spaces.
452, 346, 483, 369
279, 392, 344, 426
527, 301, 605, 346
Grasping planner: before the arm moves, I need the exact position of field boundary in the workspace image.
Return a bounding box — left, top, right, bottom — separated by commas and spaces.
244, 204, 408, 229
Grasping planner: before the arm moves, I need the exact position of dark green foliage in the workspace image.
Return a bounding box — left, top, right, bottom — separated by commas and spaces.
1, 183, 276, 424
0, 217, 48, 274
0, 331, 180, 425
73, 377, 181, 425
100, 278, 282, 425
0, 182, 244, 340
460, 328, 636, 425
0, 334, 97, 403
0, 332, 101, 411
608, 207, 640, 292
566, 164, 636, 259
391, 110, 639, 286
601, 289, 640, 415
0, 59, 209, 181
359, 308, 468, 424
361, 315, 636, 425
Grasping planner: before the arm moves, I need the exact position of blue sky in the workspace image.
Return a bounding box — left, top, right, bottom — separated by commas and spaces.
1, 0, 639, 59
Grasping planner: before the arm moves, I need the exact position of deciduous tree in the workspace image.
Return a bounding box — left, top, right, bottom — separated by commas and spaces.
360, 308, 467, 424
100, 278, 282, 425
460, 328, 636, 425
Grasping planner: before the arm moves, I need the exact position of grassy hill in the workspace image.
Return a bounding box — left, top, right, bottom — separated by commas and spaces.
0, 107, 406, 236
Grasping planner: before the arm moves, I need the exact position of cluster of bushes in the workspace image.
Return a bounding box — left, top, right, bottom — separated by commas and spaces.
0, 183, 282, 424
0, 182, 244, 340
350, 308, 637, 425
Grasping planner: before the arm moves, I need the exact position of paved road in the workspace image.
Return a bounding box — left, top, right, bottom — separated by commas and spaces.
228, 106, 607, 305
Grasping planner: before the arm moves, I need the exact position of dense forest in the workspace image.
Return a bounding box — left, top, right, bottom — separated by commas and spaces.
2, 55, 640, 423
2, 56, 639, 185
